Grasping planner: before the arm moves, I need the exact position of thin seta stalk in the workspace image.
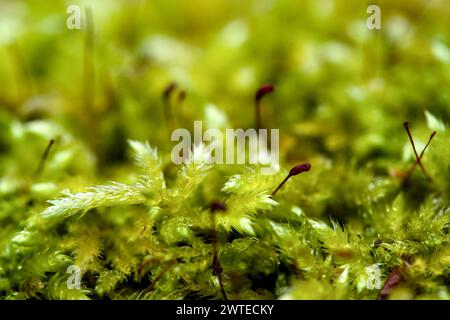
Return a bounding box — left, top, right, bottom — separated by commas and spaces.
254, 84, 274, 130
176, 90, 187, 109
162, 82, 185, 138
210, 202, 228, 300
82, 6, 100, 156
33, 139, 55, 179
402, 122, 436, 184
144, 259, 177, 293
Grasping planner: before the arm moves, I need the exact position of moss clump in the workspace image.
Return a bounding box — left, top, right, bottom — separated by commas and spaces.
0, 0, 449, 300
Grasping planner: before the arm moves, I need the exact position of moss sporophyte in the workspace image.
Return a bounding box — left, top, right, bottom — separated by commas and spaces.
271, 163, 312, 197
255, 84, 275, 131
170, 84, 280, 174
402, 122, 436, 185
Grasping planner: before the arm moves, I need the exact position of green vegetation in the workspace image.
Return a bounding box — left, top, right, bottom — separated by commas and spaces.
0, 0, 449, 300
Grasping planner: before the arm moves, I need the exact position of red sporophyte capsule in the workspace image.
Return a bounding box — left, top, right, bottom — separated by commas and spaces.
271, 162, 311, 197
210, 202, 227, 213
289, 163, 311, 176
175, 90, 187, 109
255, 84, 274, 101
162, 82, 177, 100
178, 90, 187, 102
374, 239, 382, 248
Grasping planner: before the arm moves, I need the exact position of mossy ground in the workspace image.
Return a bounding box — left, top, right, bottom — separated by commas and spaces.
0, 0, 449, 300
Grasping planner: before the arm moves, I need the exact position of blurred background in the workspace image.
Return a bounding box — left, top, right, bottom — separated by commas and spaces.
0, 0, 449, 176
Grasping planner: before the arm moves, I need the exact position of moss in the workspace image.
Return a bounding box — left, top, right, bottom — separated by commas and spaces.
0, 0, 449, 300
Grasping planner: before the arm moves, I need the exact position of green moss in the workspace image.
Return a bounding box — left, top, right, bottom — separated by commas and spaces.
0, 0, 449, 300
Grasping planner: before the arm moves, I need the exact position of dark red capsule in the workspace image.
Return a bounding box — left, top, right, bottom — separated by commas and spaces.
289, 163, 311, 176
210, 202, 227, 213
162, 82, 177, 100
255, 84, 274, 101
271, 163, 311, 197
378, 267, 404, 300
